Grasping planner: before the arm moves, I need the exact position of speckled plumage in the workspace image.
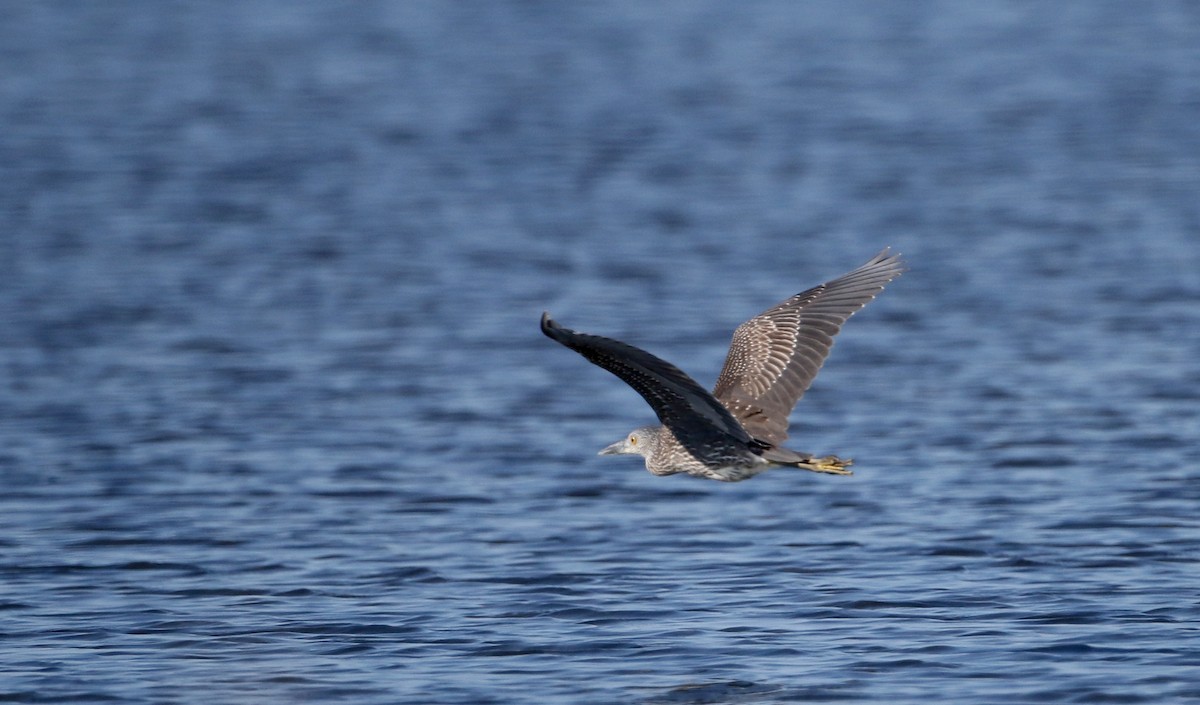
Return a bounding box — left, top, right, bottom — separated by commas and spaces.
542, 249, 904, 482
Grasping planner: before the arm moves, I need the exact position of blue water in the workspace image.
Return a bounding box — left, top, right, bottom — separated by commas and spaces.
2, 2, 1199, 703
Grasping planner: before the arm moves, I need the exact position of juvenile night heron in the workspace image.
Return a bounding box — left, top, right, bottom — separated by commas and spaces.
541, 249, 904, 482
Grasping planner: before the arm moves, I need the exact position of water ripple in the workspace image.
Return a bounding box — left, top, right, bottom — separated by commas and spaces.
2, 2, 1199, 704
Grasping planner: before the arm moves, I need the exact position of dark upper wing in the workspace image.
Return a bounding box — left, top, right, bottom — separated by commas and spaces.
712, 249, 905, 445
541, 312, 763, 461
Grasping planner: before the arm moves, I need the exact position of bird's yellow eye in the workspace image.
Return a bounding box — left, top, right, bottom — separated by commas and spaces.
630, 436, 637, 445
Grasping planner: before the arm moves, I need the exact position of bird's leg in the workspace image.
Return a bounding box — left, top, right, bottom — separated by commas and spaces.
806, 455, 853, 475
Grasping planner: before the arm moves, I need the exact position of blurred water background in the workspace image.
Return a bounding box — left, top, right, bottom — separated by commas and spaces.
1, 2, 1199, 703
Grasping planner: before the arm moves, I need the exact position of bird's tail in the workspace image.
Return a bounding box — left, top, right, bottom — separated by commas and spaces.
760, 447, 854, 476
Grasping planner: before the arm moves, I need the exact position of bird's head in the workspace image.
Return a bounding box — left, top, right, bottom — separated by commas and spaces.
599, 426, 659, 458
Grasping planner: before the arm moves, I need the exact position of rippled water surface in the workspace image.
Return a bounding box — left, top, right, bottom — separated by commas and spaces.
2, 2, 1199, 703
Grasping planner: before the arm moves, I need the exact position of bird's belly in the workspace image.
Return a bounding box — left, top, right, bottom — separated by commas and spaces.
686, 462, 771, 482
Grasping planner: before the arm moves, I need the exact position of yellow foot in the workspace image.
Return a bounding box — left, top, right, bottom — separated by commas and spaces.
809, 455, 854, 476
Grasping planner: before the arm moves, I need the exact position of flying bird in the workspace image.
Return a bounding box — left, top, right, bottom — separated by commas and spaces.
541, 249, 904, 482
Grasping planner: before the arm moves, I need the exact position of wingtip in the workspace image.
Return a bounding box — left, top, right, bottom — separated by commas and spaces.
540, 311, 563, 339
868, 247, 907, 275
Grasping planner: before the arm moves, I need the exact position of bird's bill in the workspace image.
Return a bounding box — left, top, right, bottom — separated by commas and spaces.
598, 440, 626, 456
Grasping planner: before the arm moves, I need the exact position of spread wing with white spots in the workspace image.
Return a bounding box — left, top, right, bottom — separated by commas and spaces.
712, 249, 905, 445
